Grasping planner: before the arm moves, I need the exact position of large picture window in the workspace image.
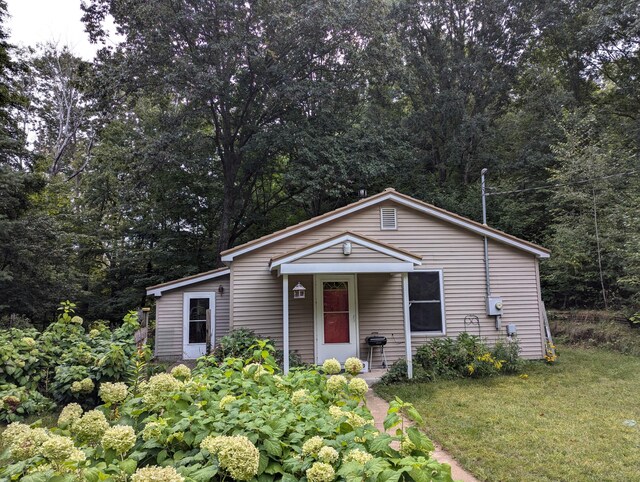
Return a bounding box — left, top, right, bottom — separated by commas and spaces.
408, 271, 444, 332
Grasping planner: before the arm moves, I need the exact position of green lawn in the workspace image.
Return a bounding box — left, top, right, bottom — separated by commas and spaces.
375, 346, 640, 482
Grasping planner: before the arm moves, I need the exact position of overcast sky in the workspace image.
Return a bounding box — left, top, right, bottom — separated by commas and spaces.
5, 0, 116, 60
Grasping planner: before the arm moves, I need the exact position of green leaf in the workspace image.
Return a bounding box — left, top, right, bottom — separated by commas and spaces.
263, 439, 282, 457
189, 465, 218, 482
119, 458, 137, 475
157, 449, 168, 464
405, 406, 424, 426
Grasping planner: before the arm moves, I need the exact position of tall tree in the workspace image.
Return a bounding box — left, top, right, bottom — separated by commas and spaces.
82, 0, 387, 255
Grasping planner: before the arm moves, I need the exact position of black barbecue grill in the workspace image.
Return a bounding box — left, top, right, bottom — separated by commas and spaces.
366, 334, 388, 369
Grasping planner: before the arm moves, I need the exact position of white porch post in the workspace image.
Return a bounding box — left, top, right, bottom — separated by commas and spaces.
402, 273, 413, 379
283, 274, 290, 374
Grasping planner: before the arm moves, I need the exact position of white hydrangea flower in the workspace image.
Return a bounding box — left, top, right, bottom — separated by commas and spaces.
302, 436, 324, 456
201, 435, 259, 481
292, 389, 310, 405
348, 378, 369, 397
306, 461, 336, 482
142, 373, 184, 405
58, 402, 83, 428
131, 466, 185, 482
41, 434, 84, 463
170, 364, 192, 380
219, 394, 237, 410
344, 357, 364, 375
318, 446, 339, 464
322, 358, 341, 375
99, 382, 128, 404
73, 409, 109, 443
345, 448, 373, 464
101, 425, 136, 455
326, 375, 347, 393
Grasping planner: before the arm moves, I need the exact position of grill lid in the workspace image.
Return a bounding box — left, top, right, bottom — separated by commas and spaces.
366, 335, 387, 346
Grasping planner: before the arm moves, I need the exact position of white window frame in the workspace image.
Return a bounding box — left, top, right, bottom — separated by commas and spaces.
408, 269, 446, 335
380, 207, 397, 230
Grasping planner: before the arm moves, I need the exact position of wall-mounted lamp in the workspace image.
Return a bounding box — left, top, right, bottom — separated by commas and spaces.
218, 285, 224, 294
358, 188, 368, 198
343, 241, 352, 256
293, 282, 306, 299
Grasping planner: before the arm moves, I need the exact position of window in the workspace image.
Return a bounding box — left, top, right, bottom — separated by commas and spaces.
380, 207, 397, 230
408, 271, 444, 332
188, 297, 209, 343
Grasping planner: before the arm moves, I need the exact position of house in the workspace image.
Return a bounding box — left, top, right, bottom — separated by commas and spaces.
146, 188, 550, 378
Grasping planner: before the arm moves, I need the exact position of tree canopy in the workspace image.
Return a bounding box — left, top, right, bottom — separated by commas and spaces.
0, 0, 638, 322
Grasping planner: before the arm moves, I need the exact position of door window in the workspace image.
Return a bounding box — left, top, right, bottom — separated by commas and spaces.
323, 281, 350, 343
188, 298, 209, 344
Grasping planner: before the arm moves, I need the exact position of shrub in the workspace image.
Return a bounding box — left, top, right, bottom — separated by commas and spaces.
0, 341, 454, 481
0, 384, 56, 423
382, 333, 525, 384
0, 302, 146, 417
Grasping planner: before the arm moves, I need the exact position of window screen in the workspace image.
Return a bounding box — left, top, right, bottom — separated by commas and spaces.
408, 272, 443, 332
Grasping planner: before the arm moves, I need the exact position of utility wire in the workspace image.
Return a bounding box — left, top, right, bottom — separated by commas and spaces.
486, 169, 639, 196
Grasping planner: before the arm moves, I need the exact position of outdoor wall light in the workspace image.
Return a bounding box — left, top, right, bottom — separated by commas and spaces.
218, 285, 224, 294
343, 241, 352, 255
293, 282, 306, 299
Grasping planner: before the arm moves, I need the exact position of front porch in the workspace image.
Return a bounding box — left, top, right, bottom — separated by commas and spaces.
272, 232, 422, 378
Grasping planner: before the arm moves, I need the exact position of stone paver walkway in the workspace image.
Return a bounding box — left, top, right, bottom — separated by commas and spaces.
365, 391, 479, 482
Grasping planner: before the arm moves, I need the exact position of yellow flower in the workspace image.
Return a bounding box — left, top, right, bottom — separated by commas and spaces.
142, 373, 184, 405
73, 410, 109, 443
42, 434, 84, 463
292, 389, 310, 405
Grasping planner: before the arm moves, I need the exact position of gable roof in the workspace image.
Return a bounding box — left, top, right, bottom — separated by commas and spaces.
146, 267, 230, 297
269, 231, 423, 270
220, 188, 551, 262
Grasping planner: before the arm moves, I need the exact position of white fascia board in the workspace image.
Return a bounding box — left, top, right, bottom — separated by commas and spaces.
270, 233, 422, 269
222, 192, 549, 262
279, 262, 415, 274
146, 269, 230, 297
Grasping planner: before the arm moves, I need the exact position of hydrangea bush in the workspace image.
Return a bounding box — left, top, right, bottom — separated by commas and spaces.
0, 341, 454, 481
0, 301, 148, 421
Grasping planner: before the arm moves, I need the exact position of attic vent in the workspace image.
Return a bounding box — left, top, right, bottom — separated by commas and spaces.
380, 207, 397, 230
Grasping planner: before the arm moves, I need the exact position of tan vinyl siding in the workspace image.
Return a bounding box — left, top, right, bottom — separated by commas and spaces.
358, 274, 405, 368
288, 275, 315, 362
154, 276, 230, 359
292, 242, 404, 264
231, 201, 545, 361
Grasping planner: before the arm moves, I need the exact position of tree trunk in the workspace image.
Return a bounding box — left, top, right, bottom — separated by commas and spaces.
217, 152, 240, 258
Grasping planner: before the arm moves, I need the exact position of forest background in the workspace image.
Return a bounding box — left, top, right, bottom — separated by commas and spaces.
1, 0, 638, 324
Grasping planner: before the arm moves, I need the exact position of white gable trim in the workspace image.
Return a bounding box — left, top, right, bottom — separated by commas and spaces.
279, 262, 416, 275
221, 192, 550, 262
147, 269, 230, 297
269, 233, 422, 270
